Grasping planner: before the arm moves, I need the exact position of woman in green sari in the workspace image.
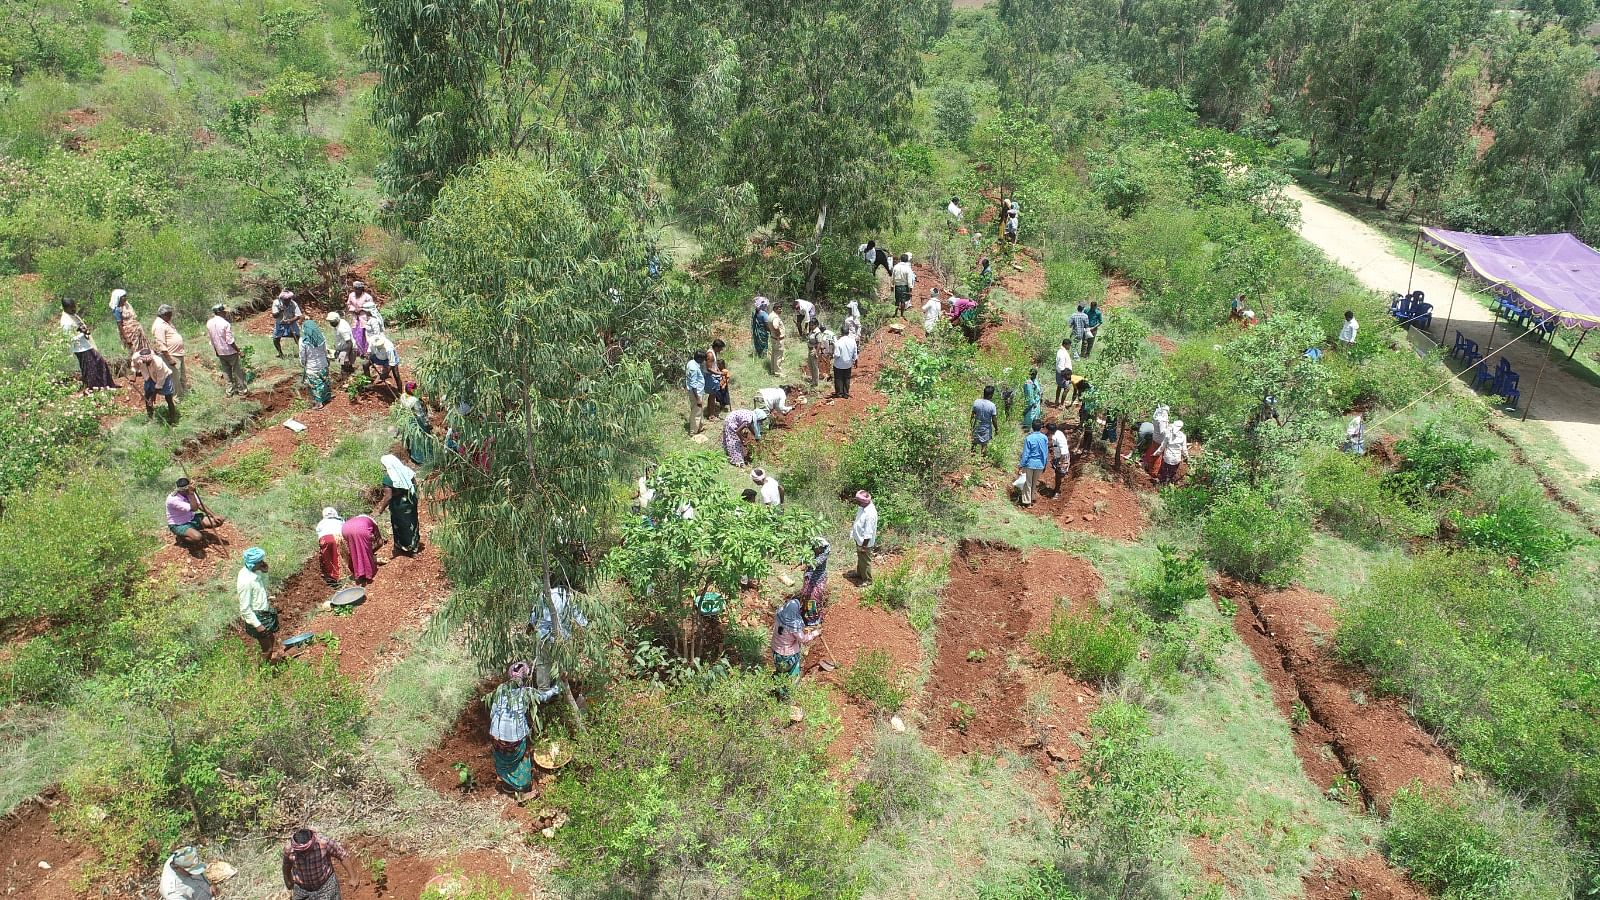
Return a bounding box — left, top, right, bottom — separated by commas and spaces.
1021, 368, 1042, 430
374, 454, 421, 556
487, 662, 535, 798
297, 317, 332, 409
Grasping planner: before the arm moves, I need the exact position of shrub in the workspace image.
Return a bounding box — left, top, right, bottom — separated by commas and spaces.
545, 675, 862, 897
1145, 614, 1230, 686
1299, 446, 1429, 545
59, 645, 365, 870
839, 396, 972, 536
851, 731, 943, 829
841, 649, 912, 713
1384, 785, 1582, 900
207, 447, 276, 494
977, 865, 1086, 900
1451, 497, 1576, 575
0, 350, 114, 495
0, 475, 145, 629
1386, 422, 1493, 500
1030, 605, 1139, 682
1132, 544, 1208, 618
1200, 486, 1309, 583
930, 82, 975, 148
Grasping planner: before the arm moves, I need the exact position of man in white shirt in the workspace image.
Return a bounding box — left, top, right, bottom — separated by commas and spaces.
946, 196, 963, 226
754, 386, 794, 417
794, 298, 816, 336
1158, 420, 1189, 484
270, 290, 301, 358
922, 288, 944, 333
1050, 423, 1072, 496
326, 311, 356, 378
849, 490, 878, 584
751, 468, 783, 506
1338, 310, 1358, 349
1054, 339, 1073, 407
891, 253, 917, 318
150, 304, 187, 398
831, 329, 860, 399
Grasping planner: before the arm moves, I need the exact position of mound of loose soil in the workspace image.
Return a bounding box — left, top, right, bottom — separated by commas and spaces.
1218, 579, 1454, 810
923, 541, 1102, 756
0, 796, 98, 900
341, 837, 537, 900
801, 573, 924, 763
1026, 471, 1148, 541
1301, 854, 1428, 900
416, 689, 540, 826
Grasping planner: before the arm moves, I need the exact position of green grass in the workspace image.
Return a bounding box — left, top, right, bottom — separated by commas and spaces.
964, 499, 1067, 550
1296, 531, 1403, 602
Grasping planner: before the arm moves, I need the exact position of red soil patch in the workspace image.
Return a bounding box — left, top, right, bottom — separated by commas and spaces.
777, 321, 909, 439
924, 541, 1102, 756
1218, 579, 1454, 811
801, 569, 924, 764
64, 107, 101, 130
997, 253, 1046, 301
415, 688, 542, 826
325, 141, 349, 162
1103, 276, 1138, 309
0, 795, 98, 900
1018, 667, 1097, 796
1025, 469, 1148, 541
147, 518, 246, 584
1149, 333, 1178, 354
1302, 854, 1428, 900
341, 837, 537, 900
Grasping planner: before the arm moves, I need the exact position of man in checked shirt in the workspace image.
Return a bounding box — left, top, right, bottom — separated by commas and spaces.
282, 828, 349, 900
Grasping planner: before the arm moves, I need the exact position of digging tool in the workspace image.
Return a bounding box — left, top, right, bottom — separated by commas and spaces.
814, 630, 840, 672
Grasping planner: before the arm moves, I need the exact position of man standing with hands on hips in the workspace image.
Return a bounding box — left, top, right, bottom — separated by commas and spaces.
849, 490, 878, 585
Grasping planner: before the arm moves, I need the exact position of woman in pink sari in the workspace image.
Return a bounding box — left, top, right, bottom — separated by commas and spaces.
341, 513, 384, 584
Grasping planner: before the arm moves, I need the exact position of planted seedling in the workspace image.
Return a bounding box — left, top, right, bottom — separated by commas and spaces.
453, 761, 476, 793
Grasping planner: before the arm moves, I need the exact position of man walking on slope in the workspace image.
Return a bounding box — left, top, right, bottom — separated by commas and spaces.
1054, 339, 1073, 407
685, 350, 707, 436
1069, 304, 1090, 357
891, 253, 916, 319
206, 304, 249, 396
1017, 421, 1049, 506
850, 490, 878, 584
832, 327, 859, 399
1083, 301, 1103, 358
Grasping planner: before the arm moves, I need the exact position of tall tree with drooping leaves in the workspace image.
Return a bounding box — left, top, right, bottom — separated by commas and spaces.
362, 0, 640, 226
413, 156, 701, 724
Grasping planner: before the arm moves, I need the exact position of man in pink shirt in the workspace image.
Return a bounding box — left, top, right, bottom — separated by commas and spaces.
166, 477, 225, 546
205, 304, 248, 396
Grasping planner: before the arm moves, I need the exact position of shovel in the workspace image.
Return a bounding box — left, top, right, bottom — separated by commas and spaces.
815, 631, 840, 672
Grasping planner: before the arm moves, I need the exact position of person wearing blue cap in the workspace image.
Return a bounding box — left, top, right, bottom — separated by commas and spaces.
160, 846, 211, 900
237, 548, 278, 656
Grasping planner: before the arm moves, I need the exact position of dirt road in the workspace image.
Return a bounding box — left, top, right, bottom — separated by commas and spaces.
1285, 184, 1600, 477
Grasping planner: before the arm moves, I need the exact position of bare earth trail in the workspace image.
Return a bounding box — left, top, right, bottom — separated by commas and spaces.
1285, 184, 1600, 477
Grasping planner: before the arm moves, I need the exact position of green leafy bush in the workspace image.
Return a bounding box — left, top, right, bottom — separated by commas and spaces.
1451, 498, 1577, 574
930, 82, 975, 148
841, 649, 912, 712
59, 645, 365, 870
1386, 422, 1493, 500
545, 675, 862, 897
1338, 551, 1600, 841
1384, 785, 1582, 900
851, 731, 943, 829
1133, 544, 1208, 618
0, 474, 145, 629
839, 396, 972, 536
1030, 605, 1139, 682
0, 349, 114, 495
1200, 486, 1309, 583
1145, 615, 1231, 686
977, 865, 1086, 900
1299, 446, 1429, 545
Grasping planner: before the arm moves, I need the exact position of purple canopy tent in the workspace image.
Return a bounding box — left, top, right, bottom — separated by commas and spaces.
1410, 227, 1600, 420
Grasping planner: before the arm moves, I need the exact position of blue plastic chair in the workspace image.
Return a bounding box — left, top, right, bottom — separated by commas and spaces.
1499, 372, 1521, 408
1473, 357, 1508, 392
1451, 331, 1467, 358
1460, 337, 1481, 368
1412, 302, 1433, 330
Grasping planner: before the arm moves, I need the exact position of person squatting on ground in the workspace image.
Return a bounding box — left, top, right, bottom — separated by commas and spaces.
282, 828, 348, 900
722, 407, 768, 467
160, 846, 211, 900
770, 595, 816, 699
850, 490, 878, 584
326, 312, 357, 380
1017, 421, 1048, 506
167, 478, 225, 547
237, 547, 278, 657
487, 661, 538, 799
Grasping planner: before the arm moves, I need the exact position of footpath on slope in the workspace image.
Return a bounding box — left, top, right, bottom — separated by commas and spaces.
1284, 183, 1600, 477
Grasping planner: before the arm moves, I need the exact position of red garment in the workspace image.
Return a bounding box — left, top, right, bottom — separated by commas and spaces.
283, 833, 345, 889
317, 534, 341, 583
342, 515, 378, 583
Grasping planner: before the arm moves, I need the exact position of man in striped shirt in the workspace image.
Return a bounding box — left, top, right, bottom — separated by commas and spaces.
282, 828, 347, 900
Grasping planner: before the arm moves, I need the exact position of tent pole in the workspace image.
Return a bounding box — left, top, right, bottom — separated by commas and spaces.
1485, 318, 1498, 355
1438, 267, 1462, 341
1521, 315, 1558, 422
1405, 229, 1423, 296
1567, 328, 1588, 361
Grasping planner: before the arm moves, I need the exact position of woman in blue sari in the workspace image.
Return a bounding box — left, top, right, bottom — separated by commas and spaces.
1021, 368, 1042, 430
487, 662, 535, 798
751, 297, 771, 359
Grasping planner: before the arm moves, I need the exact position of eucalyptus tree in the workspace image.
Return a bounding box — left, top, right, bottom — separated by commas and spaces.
362, 0, 639, 225
412, 157, 700, 723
